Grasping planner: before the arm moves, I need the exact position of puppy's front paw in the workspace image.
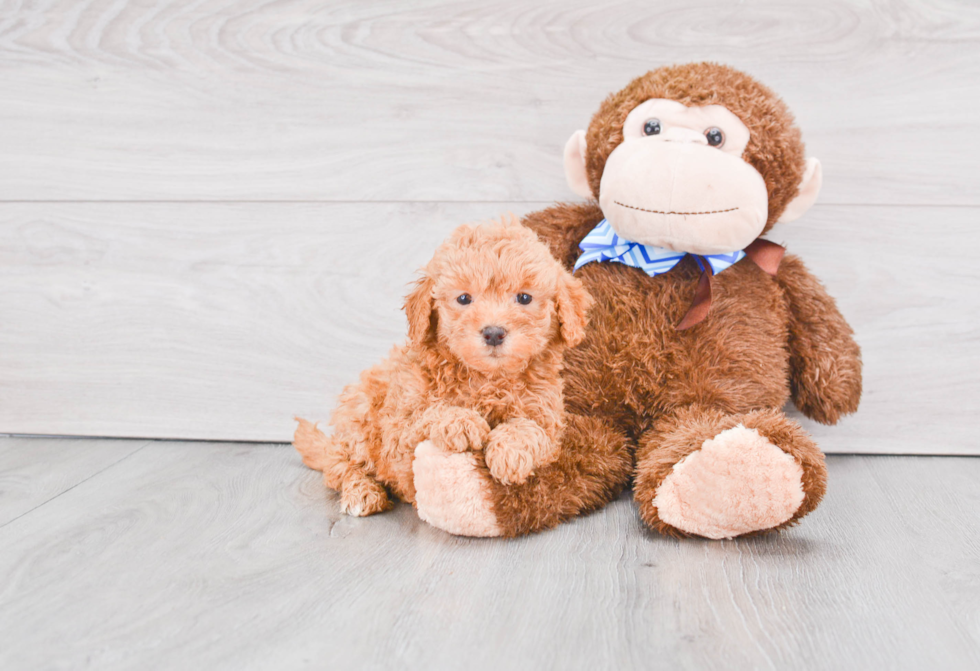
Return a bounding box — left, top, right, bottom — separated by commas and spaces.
484, 418, 554, 486
428, 406, 491, 453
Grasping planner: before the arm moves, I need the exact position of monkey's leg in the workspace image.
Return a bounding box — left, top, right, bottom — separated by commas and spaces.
413, 415, 632, 537
633, 406, 826, 539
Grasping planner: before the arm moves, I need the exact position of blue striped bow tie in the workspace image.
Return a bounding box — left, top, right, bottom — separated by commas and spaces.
573, 219, 746, 277
573, 219, 784, 330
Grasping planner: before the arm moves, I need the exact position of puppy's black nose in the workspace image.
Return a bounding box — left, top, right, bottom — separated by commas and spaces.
481, 326, 507, 347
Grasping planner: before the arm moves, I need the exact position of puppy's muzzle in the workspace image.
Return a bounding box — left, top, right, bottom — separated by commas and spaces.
481, 326, 507, 347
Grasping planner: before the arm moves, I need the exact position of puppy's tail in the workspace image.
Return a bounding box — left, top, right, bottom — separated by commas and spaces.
293, 417, 331, 472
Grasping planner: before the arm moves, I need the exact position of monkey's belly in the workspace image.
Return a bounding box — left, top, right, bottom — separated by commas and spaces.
563, 260, 791, 438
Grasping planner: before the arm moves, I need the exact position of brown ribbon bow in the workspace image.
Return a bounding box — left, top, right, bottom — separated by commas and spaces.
675, 239, 785, 330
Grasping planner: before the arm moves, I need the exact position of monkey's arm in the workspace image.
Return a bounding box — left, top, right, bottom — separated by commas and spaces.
522, 202, 605, 269
776, 254, 862, 425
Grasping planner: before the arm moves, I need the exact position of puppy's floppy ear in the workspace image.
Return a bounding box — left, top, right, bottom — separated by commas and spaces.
556, 271, 593, 348
404, 272, 438, 346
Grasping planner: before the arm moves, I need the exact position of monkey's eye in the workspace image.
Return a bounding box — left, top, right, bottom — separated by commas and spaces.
642, 119, 661, 136
456, 294, 472, 305
516, 293, 533, 305
704, 127, 725, 147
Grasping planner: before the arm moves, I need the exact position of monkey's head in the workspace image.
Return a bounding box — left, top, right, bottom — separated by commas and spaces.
564, 62, 821, 255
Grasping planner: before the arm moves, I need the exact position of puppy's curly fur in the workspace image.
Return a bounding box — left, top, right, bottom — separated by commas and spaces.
294, 216, 592, 517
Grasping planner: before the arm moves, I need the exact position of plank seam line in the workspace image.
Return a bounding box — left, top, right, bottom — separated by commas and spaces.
0, 441, 151, 531
0, 200, 562, 205
2, 433, 290, 446
0, 201, 978, 208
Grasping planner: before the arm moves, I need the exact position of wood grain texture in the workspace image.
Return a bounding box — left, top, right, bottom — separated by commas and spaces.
2, 202, 978, 451
0, 436, 146, 526
0, 436, 978, 670
0, 201, 533, 441
2, 0, 977, 449
0, 0, 978, 204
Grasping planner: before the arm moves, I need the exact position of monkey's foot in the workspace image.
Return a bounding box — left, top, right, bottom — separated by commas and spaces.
654, 425, 803, 538
413, 441, 502, 537
635, 408, 826, 539
414, 416, 632, 538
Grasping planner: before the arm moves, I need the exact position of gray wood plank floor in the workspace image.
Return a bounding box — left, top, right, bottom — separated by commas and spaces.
1, 436, 978, 670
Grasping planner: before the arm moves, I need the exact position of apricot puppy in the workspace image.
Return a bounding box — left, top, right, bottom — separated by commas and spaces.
294, 216, 592, 518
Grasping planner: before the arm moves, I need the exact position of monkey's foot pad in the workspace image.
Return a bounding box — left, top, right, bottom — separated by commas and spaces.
413, 440, 502, 537
653, 425, 805, 539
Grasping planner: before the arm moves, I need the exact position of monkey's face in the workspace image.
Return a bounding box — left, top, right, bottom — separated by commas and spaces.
598, 99, 769, 255
564, 65, 823, 253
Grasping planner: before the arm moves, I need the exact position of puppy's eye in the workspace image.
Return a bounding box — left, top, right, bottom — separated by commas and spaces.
456, 294, 472, 305
643, 118, 661, 136
704, 127, 725, 147
516, 293, 532, 305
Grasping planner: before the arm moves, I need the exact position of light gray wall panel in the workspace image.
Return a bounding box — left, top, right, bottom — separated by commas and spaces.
0, 0, 977, 204
2, 202, 977, 452
0, 201, 534, 441
1, 1, 975, 448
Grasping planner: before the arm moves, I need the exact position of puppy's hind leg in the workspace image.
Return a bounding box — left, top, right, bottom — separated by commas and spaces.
340, 465, 392, 517
295, 418, 388, 517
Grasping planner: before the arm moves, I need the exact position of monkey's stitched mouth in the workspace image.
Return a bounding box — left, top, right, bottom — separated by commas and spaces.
614, 201, 739, 216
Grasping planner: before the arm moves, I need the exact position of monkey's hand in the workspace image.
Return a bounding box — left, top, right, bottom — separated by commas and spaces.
484, 418, 558, 486
423, 405, 491, 453
777, 255, 863, 425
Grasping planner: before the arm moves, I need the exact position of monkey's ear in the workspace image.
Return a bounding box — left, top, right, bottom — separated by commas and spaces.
563, 129, 593, 199
778, 158, 822, 223
556, 271, 593, 348
404, 274, 437, 346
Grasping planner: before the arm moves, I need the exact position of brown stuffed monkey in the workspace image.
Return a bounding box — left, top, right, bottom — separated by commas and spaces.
412, 62, 862, 539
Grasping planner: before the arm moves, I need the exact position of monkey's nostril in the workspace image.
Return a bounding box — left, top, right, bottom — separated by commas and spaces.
481, 326, 507, 347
